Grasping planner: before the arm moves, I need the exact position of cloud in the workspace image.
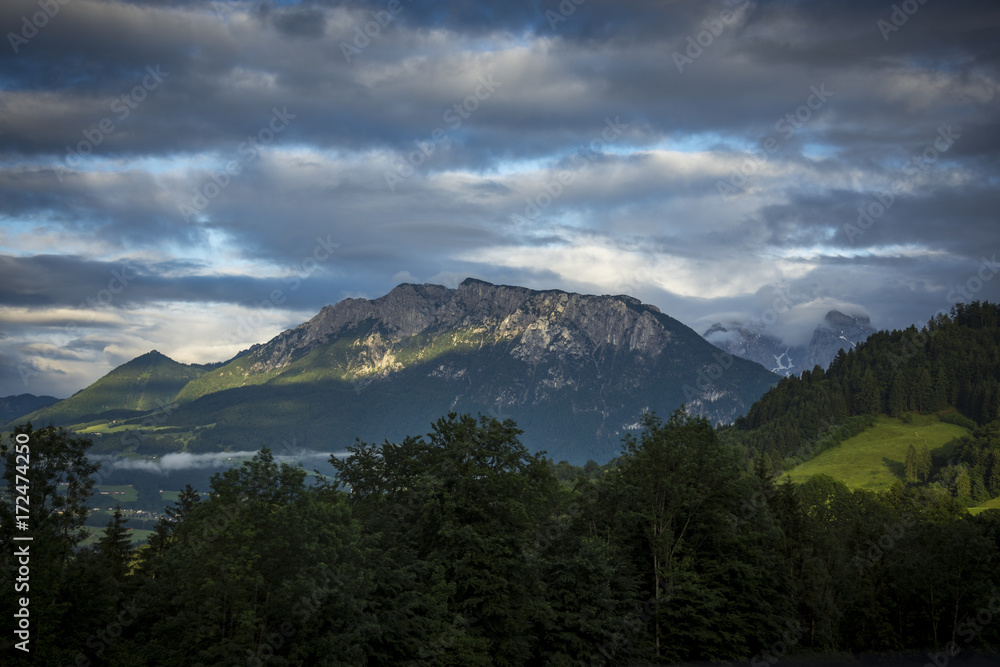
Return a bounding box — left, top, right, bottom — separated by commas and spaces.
94, 450, 348, 474
0, 0, 998, 396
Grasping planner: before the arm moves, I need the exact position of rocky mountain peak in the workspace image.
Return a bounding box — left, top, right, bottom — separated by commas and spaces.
241, 279, 686, 375
823, 309, 871, 329
704, 308, 875, 377
64, 279, 781, 461
704, 322, 728, 337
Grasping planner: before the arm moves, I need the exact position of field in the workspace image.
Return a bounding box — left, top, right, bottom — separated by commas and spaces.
970, 496, 1000, 515
784, 414, 969, 490
94, 484, 138, 502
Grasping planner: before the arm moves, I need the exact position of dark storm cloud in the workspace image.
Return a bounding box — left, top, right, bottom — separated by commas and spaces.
0, 253, 349, 311
0, 0, 998, 396
255, 2, 328, 38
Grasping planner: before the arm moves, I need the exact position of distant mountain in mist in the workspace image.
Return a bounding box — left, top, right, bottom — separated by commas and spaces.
704, 310, 876, 377
0, 393, 60, 424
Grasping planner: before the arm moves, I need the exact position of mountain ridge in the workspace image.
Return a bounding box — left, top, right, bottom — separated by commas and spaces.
0, 393, 60, 424
17, 350, 207, 427
179, 278, 695, 403
17, 279, 781, 462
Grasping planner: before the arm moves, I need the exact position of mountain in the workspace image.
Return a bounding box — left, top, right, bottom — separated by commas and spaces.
23, 279, 781, 463
17, 350, 208, 427
704, 309, 875, 377
0, 393, 60, 424
169, 279, 781, 462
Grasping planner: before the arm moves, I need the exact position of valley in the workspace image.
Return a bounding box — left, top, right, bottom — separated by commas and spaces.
3, 296, 1000, 665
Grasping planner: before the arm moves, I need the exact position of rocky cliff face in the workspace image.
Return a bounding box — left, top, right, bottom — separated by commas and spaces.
168, 279, 779, 462
242, 278, 674, 377
704, 309, 875, 377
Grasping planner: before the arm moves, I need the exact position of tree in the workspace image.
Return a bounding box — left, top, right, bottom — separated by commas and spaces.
989, 450, 1000, 498
143, 483, 201, 563
333, 413, 559, 664
857, 369, 881, 415
530, 486, 644, 665
918, 444, 933, 483
915, 368, 934, 413
614, 410, 770, 662
955, 467, 972, 500
905, 444, 918, 483
97, 504, 134, 583
932, 368, 950, 411
0, 424, 99, 663
888, 375, 906, 417
136, 449, 374, 666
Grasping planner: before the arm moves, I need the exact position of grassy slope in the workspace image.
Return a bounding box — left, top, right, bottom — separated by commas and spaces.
173, 325, 500, 403
785, 414, 999, 514
19, 351, 205, 426
970, 496, 1000, 515
784, 414, 969, 490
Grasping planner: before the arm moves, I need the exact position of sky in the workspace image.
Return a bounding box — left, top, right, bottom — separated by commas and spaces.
0, 0, 998, 398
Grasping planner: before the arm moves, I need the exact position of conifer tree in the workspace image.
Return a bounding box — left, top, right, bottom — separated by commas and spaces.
918, 443, 933, 483
97, 504, 134, 582
955, 467, 972, 499
904, 444, 918, 483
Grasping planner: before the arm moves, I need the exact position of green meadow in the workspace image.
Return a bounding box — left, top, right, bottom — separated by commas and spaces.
784, 414, 1000, 513
784, 414, 968, 490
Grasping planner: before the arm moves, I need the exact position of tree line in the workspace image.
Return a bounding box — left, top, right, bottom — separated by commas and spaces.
2, 414, 999, 665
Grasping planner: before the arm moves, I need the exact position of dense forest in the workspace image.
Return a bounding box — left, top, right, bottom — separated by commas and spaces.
3, 414, 999, 665
723, 301, 1000, 478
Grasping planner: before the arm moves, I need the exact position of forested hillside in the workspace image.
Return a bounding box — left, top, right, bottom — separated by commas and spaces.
724, 301, 1000, 472
3, 417, 999, 665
